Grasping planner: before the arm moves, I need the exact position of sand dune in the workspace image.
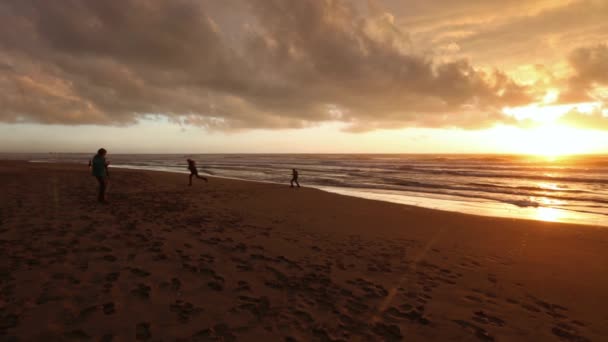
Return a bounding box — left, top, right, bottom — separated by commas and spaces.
0, 161, 606, 341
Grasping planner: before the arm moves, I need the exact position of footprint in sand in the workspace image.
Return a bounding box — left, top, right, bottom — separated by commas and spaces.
103, 282, 113, 293
312, 327, 343, 342
78, 305, 98, 320
152, 253, 167, 261
171, 278, 181, 291
521, 303, 541, 313
64, 329, 90, 340
571, 320, 586, 327
200, 253, 215, 263
190, 323, 236, 342
99, 334, 114, 342
136, 322, 151, 341
345, 299, 369, 314
100, 333, 114, 342
103, 302, 115, 315
383, 306, 430, 325
182, 262, 197, 273
103, 255, 117, 262
465, 295, 484, 303
551, 322, 589, 342
199, 266, 218, 277
130, 284, 151, 299
472, 311, 505, 327
293, 309, 314, 324
232, 243, 247, 252
105, 272, 120, 282
129, 267, 150, 277
235, 295, 271, 319
36, 291, 63, 305
372, 323, 403, 341
207, 281, 223, 291
236, 263, 253, 271
170, 300, 203, 323
159, 277, 181, 292
0, 313, 19, 332
235, 280, 251, 292
453, 319, 495, 341
527, 296, 569, 319
347, 278, 389, 298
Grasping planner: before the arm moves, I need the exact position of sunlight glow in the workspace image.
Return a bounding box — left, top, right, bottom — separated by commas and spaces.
535, 206, 562, 222
532, 197, 568, 223
526, 125, 583, 156
498, 97, 605, 157
537, 183, 561, 191
502, 101, 601, 124
542, 89, 559, 104
488, 124, 601, 157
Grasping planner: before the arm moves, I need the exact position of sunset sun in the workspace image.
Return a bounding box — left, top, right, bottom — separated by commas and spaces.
490, 123, 601, 158
526, 124, 586, 157
499, 95, 605, 157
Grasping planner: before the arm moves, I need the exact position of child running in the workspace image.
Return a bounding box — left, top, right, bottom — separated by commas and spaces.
290, 168, 300, 188
187, 158, 208, 186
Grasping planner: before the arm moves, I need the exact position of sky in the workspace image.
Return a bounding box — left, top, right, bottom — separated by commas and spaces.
0, 0, 607, 154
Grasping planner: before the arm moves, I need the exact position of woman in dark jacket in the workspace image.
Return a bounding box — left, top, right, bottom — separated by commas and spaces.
91, 148, 110, 202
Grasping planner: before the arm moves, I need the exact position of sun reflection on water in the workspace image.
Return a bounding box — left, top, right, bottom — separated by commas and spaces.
537, 182, 561, 191
535, 206, 563, 222
530, 196, 568, 222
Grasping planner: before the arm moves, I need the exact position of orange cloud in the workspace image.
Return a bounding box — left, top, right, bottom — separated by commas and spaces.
0, 0, 604, 132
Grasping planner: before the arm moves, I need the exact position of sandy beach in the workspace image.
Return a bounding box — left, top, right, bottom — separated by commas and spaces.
0, 161, 606, 341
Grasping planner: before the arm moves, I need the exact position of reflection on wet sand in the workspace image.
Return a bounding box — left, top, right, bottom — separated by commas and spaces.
322, 187, 606, 227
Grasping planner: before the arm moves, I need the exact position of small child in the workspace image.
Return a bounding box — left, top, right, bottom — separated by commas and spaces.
290, 168, 300, 188
187, 158, 208, 186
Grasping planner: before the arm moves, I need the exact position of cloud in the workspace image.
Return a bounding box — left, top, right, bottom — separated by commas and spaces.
569, 44, 608, 85
0, 0, 590, 131
556, 43, 608, 103
556, 107, 608, 130
393, 0, 608, 67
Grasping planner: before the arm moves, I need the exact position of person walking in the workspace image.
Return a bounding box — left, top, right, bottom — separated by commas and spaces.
91, 148, 110, 203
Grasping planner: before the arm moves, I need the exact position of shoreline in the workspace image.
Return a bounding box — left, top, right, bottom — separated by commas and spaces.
108, 162, 608, 228
17, 160, 602, 232
1, 161, 607, 340
12, 154, 608, 227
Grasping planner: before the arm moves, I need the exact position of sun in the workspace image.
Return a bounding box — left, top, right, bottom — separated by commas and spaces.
488, 123, 598, 157
525, 124, 581, 157
498, 94, 604, 157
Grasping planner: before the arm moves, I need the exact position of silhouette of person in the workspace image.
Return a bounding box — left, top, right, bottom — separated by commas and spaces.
91, 148, 110, 203
187, 158, 208, 186
290, 168, 300, 188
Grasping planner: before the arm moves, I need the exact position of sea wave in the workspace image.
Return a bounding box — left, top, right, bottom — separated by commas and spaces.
4, 152, 607, 223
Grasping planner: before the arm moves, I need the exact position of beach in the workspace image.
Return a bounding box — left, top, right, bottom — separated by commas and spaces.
9, 153, 608, 226
1, 161, 607, 341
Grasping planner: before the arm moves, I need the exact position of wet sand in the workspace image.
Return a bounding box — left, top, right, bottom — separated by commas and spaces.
0, 161, 607, 341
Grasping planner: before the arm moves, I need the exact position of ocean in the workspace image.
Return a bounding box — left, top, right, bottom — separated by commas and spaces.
3, 153, 607, 227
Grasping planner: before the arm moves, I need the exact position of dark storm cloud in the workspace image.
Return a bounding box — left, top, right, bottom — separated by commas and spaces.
0, 0, 546, 131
